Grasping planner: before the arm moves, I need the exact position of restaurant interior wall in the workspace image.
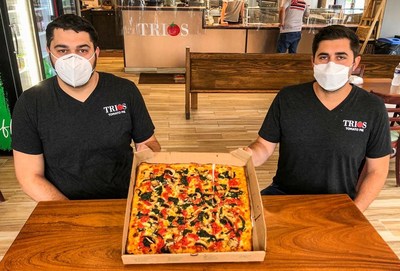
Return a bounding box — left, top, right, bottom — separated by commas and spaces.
380, 0, 400, 38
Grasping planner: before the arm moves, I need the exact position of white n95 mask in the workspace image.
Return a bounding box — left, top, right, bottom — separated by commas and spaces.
313, 62, 351, 91
52, 53, 95, 87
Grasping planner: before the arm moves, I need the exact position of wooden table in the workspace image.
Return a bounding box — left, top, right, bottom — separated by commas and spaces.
361, 78, 393, 95
1, 195, 399, 270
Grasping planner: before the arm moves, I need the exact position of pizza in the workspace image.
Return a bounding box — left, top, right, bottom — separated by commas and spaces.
126, 162, 252, 254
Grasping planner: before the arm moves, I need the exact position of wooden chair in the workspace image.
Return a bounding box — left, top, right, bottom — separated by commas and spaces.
371, 91, 400, 187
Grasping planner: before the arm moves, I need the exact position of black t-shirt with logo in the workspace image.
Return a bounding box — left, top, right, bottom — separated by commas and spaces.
12, 72, 155, 199
259, 82, 391, 199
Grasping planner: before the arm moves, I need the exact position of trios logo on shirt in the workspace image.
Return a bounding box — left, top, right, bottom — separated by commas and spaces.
103, 103, 127, 116
343, 119, 367, 132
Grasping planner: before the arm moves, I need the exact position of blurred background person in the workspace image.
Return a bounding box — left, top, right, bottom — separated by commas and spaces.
277, 0, 309, 53
219, 0, 245, 25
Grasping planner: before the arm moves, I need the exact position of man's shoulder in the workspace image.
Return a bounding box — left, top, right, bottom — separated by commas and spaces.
26, 77, 55, 92
17, 77, 56, 102
280, 81, 314, 94
352, 85, 385, 105
98, 72, 122, 82
97, 72, 141, 99
98, 72, 136, 88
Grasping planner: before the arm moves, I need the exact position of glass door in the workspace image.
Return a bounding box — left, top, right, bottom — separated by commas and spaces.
6, 0, 43, 90
32, 0, 57, 79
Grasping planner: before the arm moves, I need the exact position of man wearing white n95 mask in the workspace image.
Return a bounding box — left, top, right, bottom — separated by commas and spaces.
245, 25, 391, 212
12, 14, 161, 201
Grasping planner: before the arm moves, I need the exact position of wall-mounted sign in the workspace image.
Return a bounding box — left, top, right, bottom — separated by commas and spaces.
122, 9, 205, 36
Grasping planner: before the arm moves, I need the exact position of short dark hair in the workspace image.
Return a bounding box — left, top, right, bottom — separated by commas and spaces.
312, 25, 360, 59
46, 14, 99, 49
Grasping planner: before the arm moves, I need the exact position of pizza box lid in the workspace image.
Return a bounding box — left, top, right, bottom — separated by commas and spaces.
121, 149, 267, 264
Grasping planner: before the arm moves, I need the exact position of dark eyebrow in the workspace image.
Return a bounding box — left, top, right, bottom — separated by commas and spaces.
77, 44, 91, 49
335, 52, 349, 56
54, 44, 68, 49
53, 44, 91, 49
316, 52, 349, 57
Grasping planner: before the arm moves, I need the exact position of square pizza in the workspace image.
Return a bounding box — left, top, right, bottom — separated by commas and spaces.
127, 162, 252, 254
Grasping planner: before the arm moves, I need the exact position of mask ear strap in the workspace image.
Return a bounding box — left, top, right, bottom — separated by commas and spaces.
50, 52, 59, 60
88, 52, 96, 61
89, 53, 97, 74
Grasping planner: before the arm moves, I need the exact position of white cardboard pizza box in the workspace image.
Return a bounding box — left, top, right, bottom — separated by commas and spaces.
121, 149, 266, 264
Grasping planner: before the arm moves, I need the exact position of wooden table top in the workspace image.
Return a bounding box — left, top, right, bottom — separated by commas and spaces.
361, 77, 393, 95
1, 195, 399, 270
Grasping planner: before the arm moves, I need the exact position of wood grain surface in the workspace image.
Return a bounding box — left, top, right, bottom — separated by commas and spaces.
361, 78, 393, 94
188, 53, 400, 92
189, 52, 314, 92
0, 195, 399, 271
185, 51, 400, 119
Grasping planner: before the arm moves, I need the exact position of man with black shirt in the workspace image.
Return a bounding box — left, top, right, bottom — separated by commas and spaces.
245, 25, 391, 212
12, 14, 160, 201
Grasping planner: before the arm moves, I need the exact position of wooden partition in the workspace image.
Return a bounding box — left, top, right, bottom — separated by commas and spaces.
185, 49, 314, 119
360, 54, 400, 78
185, 48, 400, 119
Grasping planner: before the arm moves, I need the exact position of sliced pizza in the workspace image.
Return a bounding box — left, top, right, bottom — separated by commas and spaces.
127, 162, 252, 254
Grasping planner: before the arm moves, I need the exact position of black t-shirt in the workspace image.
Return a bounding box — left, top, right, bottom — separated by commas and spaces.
259, 82, 391, 199
12, 72, 155, 199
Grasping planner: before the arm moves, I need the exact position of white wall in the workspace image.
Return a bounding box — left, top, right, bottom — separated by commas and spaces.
380, 0, 400, 38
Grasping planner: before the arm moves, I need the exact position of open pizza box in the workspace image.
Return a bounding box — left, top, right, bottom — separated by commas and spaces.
121, 149, 266, 264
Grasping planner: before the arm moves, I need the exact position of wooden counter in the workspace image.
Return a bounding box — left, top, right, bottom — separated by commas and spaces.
120, 7, 358, 71
1, 195, 399, 270
121, 7, 246, 72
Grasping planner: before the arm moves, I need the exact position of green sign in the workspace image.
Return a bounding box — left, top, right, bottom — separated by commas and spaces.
0, 74, 12, 151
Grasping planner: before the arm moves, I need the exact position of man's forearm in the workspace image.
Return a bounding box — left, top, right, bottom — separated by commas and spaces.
13, 151, 68, 202
220, 2, 227, 23
246, 140, 273, 167
20, 175, 68, 201
279, 8, 285, 26
145, 140, 161, 152
354, 173, 386, 212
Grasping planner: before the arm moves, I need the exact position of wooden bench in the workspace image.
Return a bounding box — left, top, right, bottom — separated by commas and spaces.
185, 47, 400, 119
